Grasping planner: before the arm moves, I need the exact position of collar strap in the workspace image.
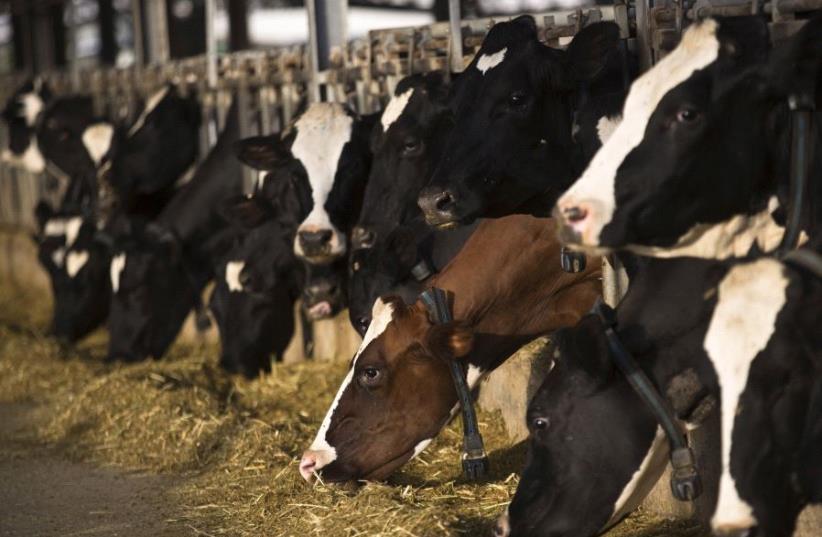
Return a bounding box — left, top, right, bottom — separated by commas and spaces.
778, 96, 815, 255
419, 287, 489, 481
783, 249, 822, 279
592, 298, 702, 501
411, 258, 434, 281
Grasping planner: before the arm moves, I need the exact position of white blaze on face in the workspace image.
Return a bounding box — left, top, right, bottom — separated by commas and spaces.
704, 258, 789, 532
81, 123, 114, 166
306, 298, 396, 466
380, 88, 414, 132
605, 427, 670, 529
19, 92, 44, 127
291, 103, 354, 259
128, 86, 170, 137
110, 253, 127, 293
476, 47, 507, 75
558, 19, 721, 246
66, 250, 89, 277
225, 260, 245, 292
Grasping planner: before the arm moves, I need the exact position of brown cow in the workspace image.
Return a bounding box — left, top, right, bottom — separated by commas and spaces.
299, 215, 602, 483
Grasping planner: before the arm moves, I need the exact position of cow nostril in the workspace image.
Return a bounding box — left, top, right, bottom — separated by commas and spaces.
299, 452, 318, 482
563, 205, 588, 223
435, 192, 454, 212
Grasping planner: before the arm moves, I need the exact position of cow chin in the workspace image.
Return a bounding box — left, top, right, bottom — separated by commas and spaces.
321, 447, 415, 484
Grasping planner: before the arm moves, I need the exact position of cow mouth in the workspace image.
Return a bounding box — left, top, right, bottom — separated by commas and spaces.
306, 300, 333, 319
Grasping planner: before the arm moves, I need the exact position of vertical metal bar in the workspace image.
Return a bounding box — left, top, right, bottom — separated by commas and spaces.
131, 0, 145, 66
635, 0, 653, 70
307, 0, 348, 103
448, 0, 463, 73
205, 0, 218, 89
145, 0, 169, 64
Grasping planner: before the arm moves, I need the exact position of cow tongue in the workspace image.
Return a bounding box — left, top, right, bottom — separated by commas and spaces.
308, 301, 332, 318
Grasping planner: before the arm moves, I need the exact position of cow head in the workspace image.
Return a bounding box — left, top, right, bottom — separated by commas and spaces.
106, 221, 196, 362
502, 316, 669, 537
554, 16, 820, 259
302, 257, 348, 321
348, 225, 422, 335
106, 85, 201, 199
299, 296, 473, 483
1, 78, 51, 172
419, 16, 621, 227
34, 202, 111, 342
235, 103, 375, 264
209, 213, 299, 378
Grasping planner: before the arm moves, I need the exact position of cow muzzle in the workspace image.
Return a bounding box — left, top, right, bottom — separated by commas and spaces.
493, 508, 510, 537
713, 525, 756, 537
303, 279, 343, 320
553, 196, 605, 248
418, 186, 462, 228
299, 448, 336, 483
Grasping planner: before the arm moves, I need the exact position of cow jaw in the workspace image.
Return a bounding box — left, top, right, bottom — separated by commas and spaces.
556, 19, 721, 249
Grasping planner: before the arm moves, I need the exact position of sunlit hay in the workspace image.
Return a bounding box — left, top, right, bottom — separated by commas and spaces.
0, 278, 708, 537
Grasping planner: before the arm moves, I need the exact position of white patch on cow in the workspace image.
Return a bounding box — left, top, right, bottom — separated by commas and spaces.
412, 438, 433, 459
558, 20, 720, 246
1, 136, 46, 173
467, 364, 485, 389
128, 86, 170, 137
605, 427, 669, 530
43, 217, 83, 248
596, 115, 621, 144
81, 123, 114, 166
225, 260, 245, 292
51, 247, 66, 268
19, 92, 44, 127
110, 253, 127, 293
255, 170, 266, 192
66, 250, 89, 277
380, 88, 414, 132
627, 198, 787, 260
306, 298, 396, 467
704, 259, 788, 532
291, 103, 353, 260
476, 47, 507, 75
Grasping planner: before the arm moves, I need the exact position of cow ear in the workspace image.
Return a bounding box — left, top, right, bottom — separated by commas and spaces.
762, 15, 822, 100
427, 321, 474, 359
218, 194, 274, 229
565, 21, 621, 83
557, 314, 613, 385
234, 135, 290, 171
34, 201, 54, 232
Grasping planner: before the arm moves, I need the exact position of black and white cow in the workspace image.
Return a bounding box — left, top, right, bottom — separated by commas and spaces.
106, 101, 243, 362
347, 72, 477, 334
235, 102, 377, 265
417, 16, 627, 227
209, 215, 302, 377
105, 84, 201, 210
1, 78, 52, 173
555, 16, 821, 258
501, 251, 822, 537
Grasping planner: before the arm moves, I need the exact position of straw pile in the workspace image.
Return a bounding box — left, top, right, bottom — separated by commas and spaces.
0, 278, 708, 537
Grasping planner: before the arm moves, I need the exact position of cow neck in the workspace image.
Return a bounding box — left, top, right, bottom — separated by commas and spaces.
430, 214, 602, 373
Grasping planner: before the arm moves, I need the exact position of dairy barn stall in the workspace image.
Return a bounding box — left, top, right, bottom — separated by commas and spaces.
0, 0, 821, 536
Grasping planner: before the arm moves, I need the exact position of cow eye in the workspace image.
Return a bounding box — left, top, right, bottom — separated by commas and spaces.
508, 91, 527, 108
676, 108, 699, 123
401, 137, 422, 156
359, 366, 382, 387
531, 417, 550, 431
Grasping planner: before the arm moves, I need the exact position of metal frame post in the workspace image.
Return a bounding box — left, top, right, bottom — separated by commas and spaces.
307, 0, 348, 103
448, 0, 463, 73
131, 0, 146, 66
145, 0, 169, 64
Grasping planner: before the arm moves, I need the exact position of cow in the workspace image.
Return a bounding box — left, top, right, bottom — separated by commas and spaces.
209, 216, 302, 378
500, 250, 822, 537
347, 72, 478, 335
555, 16, 821, 259
299, 215, 602, 483
106, 101, 243, 362
234, 102, 377, 265
1, 78, 52, 173
417, 16, 627, 227
104, 84, 201, 212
